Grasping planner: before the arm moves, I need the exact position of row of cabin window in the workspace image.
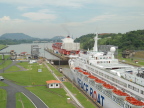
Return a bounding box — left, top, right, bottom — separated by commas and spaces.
97, 61, 111, 63
128, 84, 144, 95
96, 57, 111, 60
84, 73, 144, 96
87, 66, 127, 88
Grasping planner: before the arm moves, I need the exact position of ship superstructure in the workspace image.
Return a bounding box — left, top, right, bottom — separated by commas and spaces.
69, 33, 144, 108
52, 36, 80, 55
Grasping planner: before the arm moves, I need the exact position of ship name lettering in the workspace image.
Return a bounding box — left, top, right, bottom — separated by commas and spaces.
77, 78, 104, 106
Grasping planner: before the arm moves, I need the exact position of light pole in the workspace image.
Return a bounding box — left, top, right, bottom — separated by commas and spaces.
2, 54, 5, 73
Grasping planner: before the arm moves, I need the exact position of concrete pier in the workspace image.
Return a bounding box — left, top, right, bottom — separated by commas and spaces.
45, 48, 69, 65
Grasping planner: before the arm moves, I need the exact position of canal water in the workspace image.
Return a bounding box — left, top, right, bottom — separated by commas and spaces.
0, 43, 59, 60
0, 43, 73, 79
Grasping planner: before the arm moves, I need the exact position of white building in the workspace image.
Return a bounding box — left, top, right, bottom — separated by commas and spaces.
46, 80, 61, 88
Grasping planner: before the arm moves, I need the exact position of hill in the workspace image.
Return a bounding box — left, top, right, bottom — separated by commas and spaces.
50, 36, 65, 42
74, 30, 144, 50
0, 33, 34, 40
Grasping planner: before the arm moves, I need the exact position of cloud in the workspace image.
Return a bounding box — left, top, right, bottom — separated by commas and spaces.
0, 16, 10, 21
22, 12, 57, 21
0, 16, 24, 23
17, 6, 32, 11
0, 0, 90, 8
1, 0, 144, 8
85, 15, 116, 23
64, 14, 116, 27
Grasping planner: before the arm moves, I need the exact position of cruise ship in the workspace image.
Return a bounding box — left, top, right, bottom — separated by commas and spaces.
69, 33, 144, 108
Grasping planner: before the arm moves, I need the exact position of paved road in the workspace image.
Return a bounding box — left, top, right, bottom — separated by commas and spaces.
0, 79, 48, 108
0, 60, 48, 108
0, 61, 19, 73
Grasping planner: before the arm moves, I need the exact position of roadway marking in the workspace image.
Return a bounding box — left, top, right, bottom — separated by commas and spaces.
22, 92, 37, 108
30, 91, 49, 108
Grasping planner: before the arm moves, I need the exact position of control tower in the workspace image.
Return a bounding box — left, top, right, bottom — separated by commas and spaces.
31, 45, 40, 59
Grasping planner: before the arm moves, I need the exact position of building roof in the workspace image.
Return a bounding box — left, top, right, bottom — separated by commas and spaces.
46, 80, 61, 84
21, 52, 27, 54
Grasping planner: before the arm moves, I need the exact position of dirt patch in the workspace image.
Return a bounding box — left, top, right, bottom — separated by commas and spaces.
135, 51, 144, 58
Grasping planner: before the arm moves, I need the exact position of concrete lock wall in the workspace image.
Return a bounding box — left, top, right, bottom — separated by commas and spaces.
52, 60, 68, 65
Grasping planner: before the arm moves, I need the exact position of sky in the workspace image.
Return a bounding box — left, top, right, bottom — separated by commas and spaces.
0, 0, 144, 38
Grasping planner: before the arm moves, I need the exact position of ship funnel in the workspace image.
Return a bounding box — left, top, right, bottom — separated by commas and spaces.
93, 33, 100, 51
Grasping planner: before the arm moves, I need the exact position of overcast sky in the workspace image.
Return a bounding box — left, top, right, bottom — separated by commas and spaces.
0, 0, 144, 38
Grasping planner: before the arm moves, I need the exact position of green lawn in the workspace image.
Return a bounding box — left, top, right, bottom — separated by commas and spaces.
16, 92, 35, 108
47, 64, 96, 108
0, 89, 7, 108
0, 62, 76, 108
0, 45, 7, 50
63, 82, 96, 108
118, 52, 144, 67
5, 65, 20, 72
0, 60, 12, 70
17, 62, 30, 69
26, 86, 75, 108
0, 81, 8, 86
47, 64, 63, 77
1, 62, 56, 86
0, 61, 96, 108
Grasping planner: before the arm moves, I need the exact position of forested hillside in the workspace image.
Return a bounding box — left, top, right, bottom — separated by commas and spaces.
74, 30, 144, 50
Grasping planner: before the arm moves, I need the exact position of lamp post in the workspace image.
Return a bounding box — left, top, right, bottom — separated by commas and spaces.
2, 54, 5, 73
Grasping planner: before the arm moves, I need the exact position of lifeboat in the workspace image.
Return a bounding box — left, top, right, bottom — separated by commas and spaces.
78, 69, 84, 73
95, 79, 105, 85
88, 75, 97, 81
83, 72, 90, 76
112, 89, 129, 99
125, 97, 144, 108
75, 67, 80, 70
103, 83, 116, 91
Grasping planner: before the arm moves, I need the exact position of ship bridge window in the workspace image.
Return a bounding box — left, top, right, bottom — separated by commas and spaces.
141, 90, 144, 95
126, 70, 133, 73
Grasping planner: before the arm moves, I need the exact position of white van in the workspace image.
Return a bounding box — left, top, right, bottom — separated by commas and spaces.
0, 76, 4, 81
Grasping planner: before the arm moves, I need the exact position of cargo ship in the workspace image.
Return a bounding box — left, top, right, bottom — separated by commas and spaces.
52, 36, 80, 55
69, 33, 144, 108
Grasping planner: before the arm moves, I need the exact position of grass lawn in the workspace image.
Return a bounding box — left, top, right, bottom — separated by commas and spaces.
63, 82, 96, 108
47, 64, 63, 77
0, 61, 95, 108
118, 52, 144, 67
0, 62, 76, 108
47, 64, 96, 108
26, 86, 75, 108
0, 81, 8, 86
0, 60, 12, 70
16, 92, 35, 108
0, 62, 56, 86
0, 45, 7, 50
5, 65, 20, 72
0, 89, 7, 108
17, 62, 30, 69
